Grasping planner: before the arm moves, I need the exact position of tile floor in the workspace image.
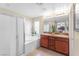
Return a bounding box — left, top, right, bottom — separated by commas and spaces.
27, 47, 65, 56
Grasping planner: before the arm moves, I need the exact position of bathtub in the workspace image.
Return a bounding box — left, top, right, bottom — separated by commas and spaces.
24, 35, 40, 55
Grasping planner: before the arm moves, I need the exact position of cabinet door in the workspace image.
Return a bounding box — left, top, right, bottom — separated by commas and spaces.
55, 40, 69, 55
40, 35, 49, 48
49, 37, 55, 50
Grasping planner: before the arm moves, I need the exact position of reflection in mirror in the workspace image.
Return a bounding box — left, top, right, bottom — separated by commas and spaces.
55, 15, 69, 33
43, 15, 69, 33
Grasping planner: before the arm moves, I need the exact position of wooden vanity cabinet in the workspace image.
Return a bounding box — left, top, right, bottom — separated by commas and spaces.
40, 34, 69, 55
40, 35, 49, 48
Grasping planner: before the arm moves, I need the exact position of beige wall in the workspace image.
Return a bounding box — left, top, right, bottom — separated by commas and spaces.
74, 32, 79, 55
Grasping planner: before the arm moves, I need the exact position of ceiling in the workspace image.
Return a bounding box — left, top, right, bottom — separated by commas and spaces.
0, 3, 71, 17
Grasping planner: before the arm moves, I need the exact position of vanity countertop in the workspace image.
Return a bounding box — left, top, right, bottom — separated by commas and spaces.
41, 33, 69, 39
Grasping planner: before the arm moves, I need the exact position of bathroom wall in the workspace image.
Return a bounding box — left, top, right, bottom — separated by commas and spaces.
73, 4, 79, 56
73, 13, 79, 55
74, 32, 79, 55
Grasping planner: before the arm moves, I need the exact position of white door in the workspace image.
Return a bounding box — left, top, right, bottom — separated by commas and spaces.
0, 14, 16, 56
16, 17, 25, 55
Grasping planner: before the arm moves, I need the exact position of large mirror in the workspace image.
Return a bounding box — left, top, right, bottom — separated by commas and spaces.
44, 15, 69, 33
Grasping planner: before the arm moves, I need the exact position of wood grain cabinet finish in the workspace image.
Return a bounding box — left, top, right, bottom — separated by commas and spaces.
40, 35, 69, 55
40, 35, 49, 48
55, 38, 69, 55
49, 37, 55, 50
